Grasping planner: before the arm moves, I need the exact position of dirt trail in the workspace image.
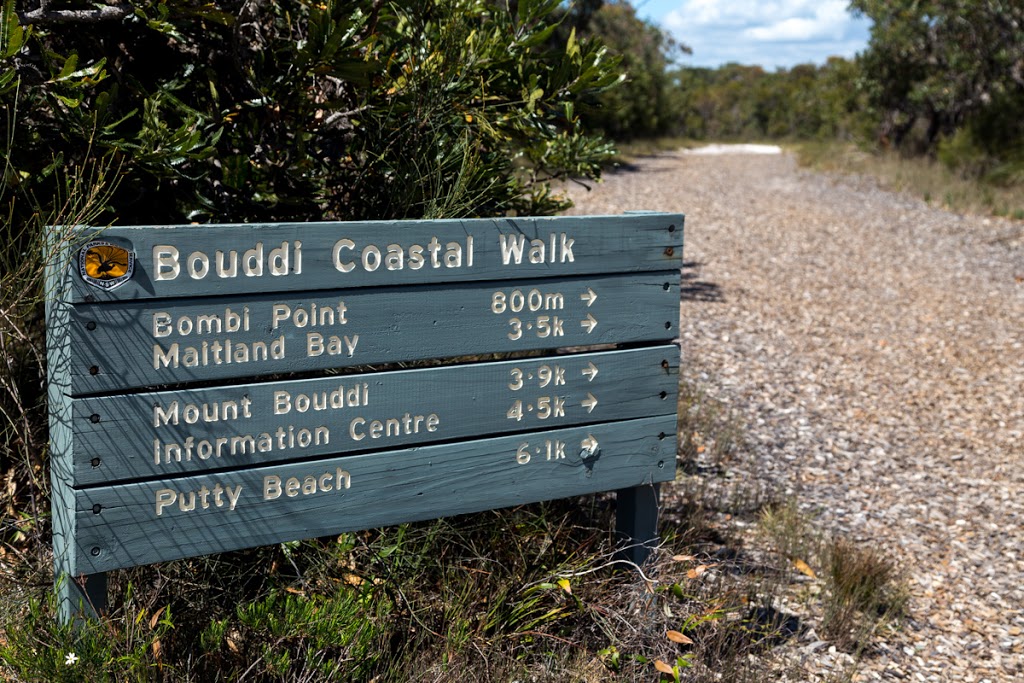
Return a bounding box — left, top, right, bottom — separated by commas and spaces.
565, 150, 1024, 681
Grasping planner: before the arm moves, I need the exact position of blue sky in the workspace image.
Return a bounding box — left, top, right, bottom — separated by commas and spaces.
635, 0, 872, 70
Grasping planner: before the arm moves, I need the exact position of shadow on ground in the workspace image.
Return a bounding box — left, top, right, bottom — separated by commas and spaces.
682, 260, 723, 302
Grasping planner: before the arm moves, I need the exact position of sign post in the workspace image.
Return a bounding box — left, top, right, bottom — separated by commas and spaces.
47, 213, 683, 622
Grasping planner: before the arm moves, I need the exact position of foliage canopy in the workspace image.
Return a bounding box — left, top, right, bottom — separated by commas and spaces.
851, 0, 1024, 150
2, 0, 621, 229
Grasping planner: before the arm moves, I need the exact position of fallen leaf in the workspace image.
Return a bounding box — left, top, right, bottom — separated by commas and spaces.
686, 564, 707, 579
793, 558, 817, 578
557, 578, 572, 594
152, 639, 161, 660
671, 554, 695, 562
666, 630, 694, 645
149, 606, 165, 629
654, 659, 674, 674
285, 586, 306, 595
226, 632, 241, 654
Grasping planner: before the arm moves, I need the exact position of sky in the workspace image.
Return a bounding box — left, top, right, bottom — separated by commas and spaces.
636, 0, 872, 70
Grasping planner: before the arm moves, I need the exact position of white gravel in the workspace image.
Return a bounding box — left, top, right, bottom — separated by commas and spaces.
682, 144, 784, 155
564, 151, 1024, 681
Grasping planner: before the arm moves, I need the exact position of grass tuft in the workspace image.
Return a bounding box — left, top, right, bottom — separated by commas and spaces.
757, 499, 908, 655
821, 538, 908, 650
759, 499, 820, 565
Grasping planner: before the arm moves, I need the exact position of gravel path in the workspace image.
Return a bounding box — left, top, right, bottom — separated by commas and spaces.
564, 151, 1024, 681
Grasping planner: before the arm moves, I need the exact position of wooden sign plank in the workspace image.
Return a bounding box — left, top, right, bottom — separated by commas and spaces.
72, 347, 679, 486
63, 214, 682, 303
70, 415, 677, 574
69, 272, 680, 394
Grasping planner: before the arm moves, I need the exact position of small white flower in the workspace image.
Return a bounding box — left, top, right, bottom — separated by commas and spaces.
65, 652, 79, 666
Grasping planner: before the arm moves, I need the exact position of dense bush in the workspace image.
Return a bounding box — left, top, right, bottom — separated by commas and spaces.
2, 0, 620, 229
0, 2, 630, 677
852, 0, 1024, 175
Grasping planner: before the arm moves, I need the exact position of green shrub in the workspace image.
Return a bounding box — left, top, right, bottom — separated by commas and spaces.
0, 580, 174, 683
2, 0, 619, 232
0, 5, 623, 677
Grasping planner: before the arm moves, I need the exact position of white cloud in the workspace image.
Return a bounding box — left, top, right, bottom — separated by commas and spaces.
649, 0, 870, 69
665, 0, 834, 29
744, 2, 849, 41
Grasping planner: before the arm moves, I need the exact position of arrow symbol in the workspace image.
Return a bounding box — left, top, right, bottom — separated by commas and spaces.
581, 393, 598, 413
581, 434, 599, 454
580, 288, 597, 307
580, 313, 598, 334
582, 362, 598, 382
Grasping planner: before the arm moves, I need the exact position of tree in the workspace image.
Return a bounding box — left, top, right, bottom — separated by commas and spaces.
851, 0, 1024, 152
666, 57, 870, 143
576, 0, 688, 140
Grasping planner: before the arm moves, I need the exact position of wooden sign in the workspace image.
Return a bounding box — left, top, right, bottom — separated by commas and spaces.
64, 214, 679, 303
72, 347, 678, 486
69, 273, 678, 393
46, 213, 683, 622
71, 416, 676, 574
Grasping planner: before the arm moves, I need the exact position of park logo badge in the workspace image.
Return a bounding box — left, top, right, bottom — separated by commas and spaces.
78, 241, 135, 290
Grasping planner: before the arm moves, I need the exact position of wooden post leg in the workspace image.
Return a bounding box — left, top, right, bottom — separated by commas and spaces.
615, 483, 660, 567
57, 572, 107, 625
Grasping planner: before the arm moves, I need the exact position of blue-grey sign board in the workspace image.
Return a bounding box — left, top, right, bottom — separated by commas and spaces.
47, 213, 684, 621
69, 273, 678, 394
68, 416, 677, 574
63, 214, 680, 303
71, 347, 678, 486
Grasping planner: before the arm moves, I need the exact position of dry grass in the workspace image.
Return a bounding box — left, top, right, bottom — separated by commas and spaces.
793, 141, 1024, 221
820, 538, 908, 651
758, 499, 908, 654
